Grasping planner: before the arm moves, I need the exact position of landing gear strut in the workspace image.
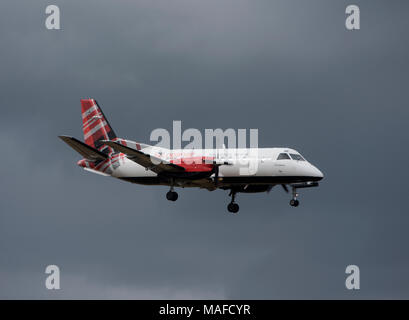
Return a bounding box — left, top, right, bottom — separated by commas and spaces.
166, 179, 178, 202
289, 186, 299, 207
227, 190, 239, 213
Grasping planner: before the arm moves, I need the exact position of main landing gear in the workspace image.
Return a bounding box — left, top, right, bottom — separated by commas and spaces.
166, 180, 178, 201
227, 190, 239, 213
166, 190, 178, 201
290, 186, 299, 207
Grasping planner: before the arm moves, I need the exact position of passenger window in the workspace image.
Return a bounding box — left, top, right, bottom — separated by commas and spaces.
289, 153, 305, 161
277, 153, 291, 160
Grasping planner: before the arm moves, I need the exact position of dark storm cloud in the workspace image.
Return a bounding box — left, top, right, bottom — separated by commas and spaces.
1, 0, 408, 298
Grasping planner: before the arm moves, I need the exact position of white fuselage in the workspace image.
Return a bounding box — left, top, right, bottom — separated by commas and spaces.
61, 98, 324, 211
109, 146, 323, 188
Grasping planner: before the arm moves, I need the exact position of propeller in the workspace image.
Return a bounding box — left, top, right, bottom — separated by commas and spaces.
281, 184, 289, 193
214, 165, 219, 187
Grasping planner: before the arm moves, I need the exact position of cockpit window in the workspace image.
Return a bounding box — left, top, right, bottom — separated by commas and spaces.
289, 153, 305, 161
277, 153, 291, 160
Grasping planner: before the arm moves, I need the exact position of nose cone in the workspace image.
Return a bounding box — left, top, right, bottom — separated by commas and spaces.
296, 163, 324, 181
310, 165, 324, 181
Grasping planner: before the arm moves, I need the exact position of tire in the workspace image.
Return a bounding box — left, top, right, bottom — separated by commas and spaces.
228, 202, 239, 213
166, 191, 178, 201
290, 199, 299, 207
227, 203, 235, 212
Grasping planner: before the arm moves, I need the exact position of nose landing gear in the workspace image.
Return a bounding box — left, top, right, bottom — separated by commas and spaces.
227, 190, 239, 213
290, 199, 299, 207
290, 186, 299, 207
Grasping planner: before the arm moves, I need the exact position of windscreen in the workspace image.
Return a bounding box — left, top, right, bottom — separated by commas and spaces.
289, 153, 305, 161
277, 153, 291, 160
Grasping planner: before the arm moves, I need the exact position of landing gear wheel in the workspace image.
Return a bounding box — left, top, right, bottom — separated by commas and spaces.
289, 186, 300, 207
166, 191, 178, 201
227, 202, 239, 213
290, 199, 299, 207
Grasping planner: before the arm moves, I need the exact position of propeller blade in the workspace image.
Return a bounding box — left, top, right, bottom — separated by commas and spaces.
281, 184, 289, 193
214, 166, 219, 187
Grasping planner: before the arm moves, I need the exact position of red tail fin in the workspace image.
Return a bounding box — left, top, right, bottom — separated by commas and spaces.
81, 99, 116, 154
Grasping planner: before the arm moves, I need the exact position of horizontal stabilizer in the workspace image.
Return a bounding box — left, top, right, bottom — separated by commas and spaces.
83, 167, 110, 176
102, 140, 185, 174
59, 135, 108, 161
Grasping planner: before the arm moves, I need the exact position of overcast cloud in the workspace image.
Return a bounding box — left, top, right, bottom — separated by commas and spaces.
0, 0, 408, 299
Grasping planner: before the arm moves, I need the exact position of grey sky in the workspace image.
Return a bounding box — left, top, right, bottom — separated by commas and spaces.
0, 0, 408, 299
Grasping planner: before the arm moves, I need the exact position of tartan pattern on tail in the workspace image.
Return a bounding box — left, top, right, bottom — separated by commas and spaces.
81, 99, 117, 154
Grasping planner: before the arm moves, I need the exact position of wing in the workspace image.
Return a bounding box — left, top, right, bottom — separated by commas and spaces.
59, 136, 108, 161
102, 140, 185, 174
187, 178, 218, 191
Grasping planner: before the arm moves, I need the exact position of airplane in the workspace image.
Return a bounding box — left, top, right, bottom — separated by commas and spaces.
59, 99, 324, 213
